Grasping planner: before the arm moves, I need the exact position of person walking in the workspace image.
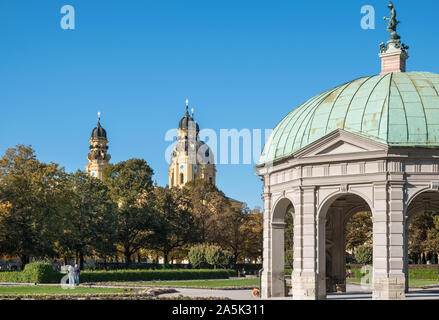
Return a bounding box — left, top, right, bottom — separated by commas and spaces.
67, 265, 75, 286
74, 264, 80, 286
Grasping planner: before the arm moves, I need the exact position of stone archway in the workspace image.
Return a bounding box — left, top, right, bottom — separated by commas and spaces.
405, 190, 439, 292
261, 197, 295, 298
317, 193, 372, 297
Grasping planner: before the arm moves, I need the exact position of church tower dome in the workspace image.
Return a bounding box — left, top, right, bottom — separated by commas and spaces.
85, 112, 111, 179
169, 100, 216, 187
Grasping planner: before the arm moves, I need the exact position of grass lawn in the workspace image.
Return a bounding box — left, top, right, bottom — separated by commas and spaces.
347, 278, 439, 287
99, 278, 260, 289
0, 286, 128, 295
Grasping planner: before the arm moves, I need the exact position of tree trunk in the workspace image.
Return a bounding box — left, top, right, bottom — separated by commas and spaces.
20, 254, 29, 271
79, 252, 85, 269
124, 246, 131, 265
164, 252, 169, 265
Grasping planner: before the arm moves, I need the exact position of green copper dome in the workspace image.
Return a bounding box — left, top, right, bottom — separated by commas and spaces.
259, 72, 439, 165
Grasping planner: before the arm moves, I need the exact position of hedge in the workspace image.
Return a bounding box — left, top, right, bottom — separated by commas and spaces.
0, 262, 61, 284
79, 269, 237, 283
351, 268, 439, 280
1, 268, 237, 283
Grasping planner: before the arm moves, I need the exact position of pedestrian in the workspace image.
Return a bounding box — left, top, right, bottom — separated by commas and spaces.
74, 263, 80, 286
68, 265, 75, 286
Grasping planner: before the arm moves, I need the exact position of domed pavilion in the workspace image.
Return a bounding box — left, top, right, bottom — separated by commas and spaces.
256, 4, 439, 300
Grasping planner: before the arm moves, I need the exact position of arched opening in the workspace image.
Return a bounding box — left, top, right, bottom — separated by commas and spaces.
318, 193, 373, 297
405, 190, 439, 292
266, 197, 295, 297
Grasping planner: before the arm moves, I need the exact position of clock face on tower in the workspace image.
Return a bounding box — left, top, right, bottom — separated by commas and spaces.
179, 164, 184, 170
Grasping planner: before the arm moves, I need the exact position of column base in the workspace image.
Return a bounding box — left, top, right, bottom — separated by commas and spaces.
261, 271, 285, 298
373, 276, 406, 300
292, 274, 326, 300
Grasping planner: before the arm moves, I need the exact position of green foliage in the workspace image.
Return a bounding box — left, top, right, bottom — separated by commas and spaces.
188, 245, 233, 269
0, 271, 27, 283
350, 268, 439, 280
79, 269, 237, 282
355, 246, 373, 264
149, 187, 196, 264
0, 262, 61, 283
205, 245, 233, 269
102, 159, 155, 264
0, 145, 67, 268
408, 269, 439, 280
57, 171, 117, 266
284, 209, 294, 268
188, 245, 208, 269
345, 211, 372, 252
0, 268, 236, 283
22, 262, 60, 283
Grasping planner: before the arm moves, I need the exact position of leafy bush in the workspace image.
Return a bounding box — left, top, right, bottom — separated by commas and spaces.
205, 245, 233, 269
22, 262, 61, 283
0, 271, 27, 283
188, 245, 208, 269
0, 262, 61, 283
355, 246, 373, 264
79, 269, 237, 282
0, 268, 236, 283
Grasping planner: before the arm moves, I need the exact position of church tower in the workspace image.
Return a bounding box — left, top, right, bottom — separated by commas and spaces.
85, 113, 111, 180
169, 100, 216, 187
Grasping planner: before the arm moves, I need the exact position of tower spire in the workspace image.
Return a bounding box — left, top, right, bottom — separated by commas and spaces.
379, 2, 409, 74
185, 99, 189, 113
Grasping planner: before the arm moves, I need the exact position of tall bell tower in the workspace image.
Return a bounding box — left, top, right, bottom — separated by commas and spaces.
85, 112, 111, 180
168, 100, 216, 188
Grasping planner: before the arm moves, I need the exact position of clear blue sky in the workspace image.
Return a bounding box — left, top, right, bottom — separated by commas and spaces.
1, 1, 438, 209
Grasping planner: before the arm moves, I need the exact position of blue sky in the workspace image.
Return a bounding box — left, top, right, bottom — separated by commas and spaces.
0, 1, 438, 209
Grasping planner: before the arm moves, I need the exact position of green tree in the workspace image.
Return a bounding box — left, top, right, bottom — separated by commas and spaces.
181, 179, 230, 244
0, 145, 66, 269
427, 215, 439, 263
284, 209, 294, 268
355, 245, 373, 264
188, 244, 208, 269
345, 211, 372, 252
57, 171, 116, 268
102, 159, 154, 265
149, 186, 196, 264
409, 212, 436, 264
205, 245, 233, 269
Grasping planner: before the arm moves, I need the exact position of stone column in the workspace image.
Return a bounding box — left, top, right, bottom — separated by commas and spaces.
292, 186, 324, 299
403, 220, 409, 293
261, 193, 272, 298
269, 221, 286, 297
372, 182, 406, 299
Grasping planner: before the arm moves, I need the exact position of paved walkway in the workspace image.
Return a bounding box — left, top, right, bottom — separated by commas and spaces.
160, 283, 439, 300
